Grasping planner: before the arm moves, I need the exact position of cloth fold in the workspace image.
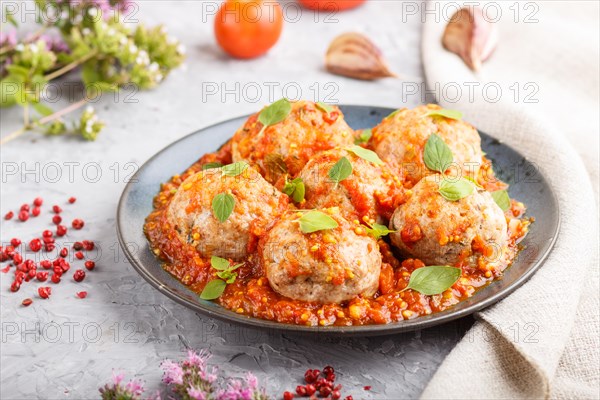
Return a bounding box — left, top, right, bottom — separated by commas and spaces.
420, 2, 599, 398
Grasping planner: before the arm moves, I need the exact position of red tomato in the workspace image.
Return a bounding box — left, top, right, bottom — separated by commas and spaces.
298, 0, 366, 11
214, 0, 284, 59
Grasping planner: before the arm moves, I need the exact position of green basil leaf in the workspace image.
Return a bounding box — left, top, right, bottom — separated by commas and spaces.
426, 108, 463, 120
438, 178, 475, 201
316, 101, 334, 116
347, 145, 383, 166
216, 270, 237, 284
212, 193, 235, 222
491, 190, 510, 211
202, 162, 223, 170
200, 279, 227, 300
210, 256, 230, 271
354, 128, 372, 145
405, 266, 461, 295
258, 98, 291, 131
387, 109, 400, 118
283, 177, 305, 203
328, 157, 353, 185
365, 223, 395, 240
423, 133, 453, 173
221, 161, 249, 177
298, 211, 338, 233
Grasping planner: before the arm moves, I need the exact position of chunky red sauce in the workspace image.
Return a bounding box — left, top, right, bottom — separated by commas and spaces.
144, 139, 531, 326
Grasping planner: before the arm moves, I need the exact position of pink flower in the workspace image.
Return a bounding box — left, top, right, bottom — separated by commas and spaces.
112, 371, 125, 385
187, 349, 210, 368
0, 29, 17, 47
245, 373, 258, 390
160, 360, 184, 385
187, 386, 207, 400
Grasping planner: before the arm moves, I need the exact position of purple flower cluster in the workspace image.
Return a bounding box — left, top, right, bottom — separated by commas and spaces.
99, 371, 148, 400
100, 349, 269, 400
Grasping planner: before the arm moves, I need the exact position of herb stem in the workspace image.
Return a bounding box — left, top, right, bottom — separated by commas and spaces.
1, 99, 88, 145
44, 50, 98, 81
0, 25, 50, 56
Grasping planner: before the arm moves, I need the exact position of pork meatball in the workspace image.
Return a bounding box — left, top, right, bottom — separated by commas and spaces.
297, 148, 405, 222
371, 104, 484, 187
260, 209, 381, 303
389, 175, 508, 268
231, 100, 354, 184
167, 166, 289, 260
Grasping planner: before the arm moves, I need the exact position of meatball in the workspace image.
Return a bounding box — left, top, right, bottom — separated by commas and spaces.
231, 100, 354, 184
371, 104, 483, 187
297, 148, 405, 222
167, 166, 289, 260
260, 209, 381, 303
389, 175, 508, 267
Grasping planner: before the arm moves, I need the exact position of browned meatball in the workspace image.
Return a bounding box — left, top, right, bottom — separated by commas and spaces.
167, 166, 290, 260
260, 209, 381, 303
297, 148, 405, 223
231, 100, 354, 184
389, 175, 508, 268
371, 104, 483, 187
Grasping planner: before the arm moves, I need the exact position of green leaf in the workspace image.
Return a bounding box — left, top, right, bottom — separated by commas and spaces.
298, 211, 338, 233
491, 190, 510, 211
316, 101, 334, 116
200, 279, 227, 300
404, 266, 461, 295
258, 98, 291, 132
210, 256, 231, 271
221, 161, 249, 177
216, 270, 238, 284
426, 108, 463, 121
347, 145, 383, 166
328, 157, 352, 185
387, 109, 400, 118
423, 133, 453, 173
32, 102, 53, 117
6, 65, 30, 80
212, 193, 235, 222
438, 178, 475, 201
354, 128, 372, 145
283, 177, 305, 203
365, 223, 395, 240
202, 162, 223, 170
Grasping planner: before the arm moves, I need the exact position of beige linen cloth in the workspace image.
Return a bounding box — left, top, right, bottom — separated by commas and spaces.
420, 1, 599, 399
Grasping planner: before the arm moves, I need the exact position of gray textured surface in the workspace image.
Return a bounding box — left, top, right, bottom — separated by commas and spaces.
0, 2, 472, 398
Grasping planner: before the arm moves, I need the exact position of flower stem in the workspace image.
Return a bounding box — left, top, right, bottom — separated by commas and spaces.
44, 51, 98, 81
1, 99, 88, 145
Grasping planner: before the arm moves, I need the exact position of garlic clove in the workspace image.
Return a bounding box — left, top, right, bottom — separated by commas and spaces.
325, 32, 396, 80
442, 7, 498, 71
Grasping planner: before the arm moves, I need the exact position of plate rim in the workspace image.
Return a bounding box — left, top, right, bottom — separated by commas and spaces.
116, 105, 561, 336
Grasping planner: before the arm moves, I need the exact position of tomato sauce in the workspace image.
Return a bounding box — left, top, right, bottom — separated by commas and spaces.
144, 142, 531, 326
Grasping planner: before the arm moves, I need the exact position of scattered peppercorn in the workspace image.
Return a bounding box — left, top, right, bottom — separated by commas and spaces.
33, 197, 43, 207
38, 286, 52, 299
60, 248, 68, 258
76, 291, 87, 299
20, 204, 30, 212
56, 225, 67, 236
52, 215, 62, 225
22, 298, 33, 307
10, 238, 21, 247
68, 197, 76, 204
84, 260, 95, 271
5, 211, 14, 220
32, 207, 41, 217
73, 269, 86, 282
73, 242, 84, 251
36, 271, 48, 282
29, 239, 42, 252
283, 392, 294, 400
18, 210, 29, 221
72, 219, 84, 230
75, 251, 84, 260
52, 205, 62, 214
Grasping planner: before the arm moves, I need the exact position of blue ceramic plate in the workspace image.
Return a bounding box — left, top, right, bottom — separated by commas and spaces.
116, 105, 560, 336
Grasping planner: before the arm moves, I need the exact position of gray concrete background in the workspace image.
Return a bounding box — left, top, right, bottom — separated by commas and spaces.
0, 2, 473, 398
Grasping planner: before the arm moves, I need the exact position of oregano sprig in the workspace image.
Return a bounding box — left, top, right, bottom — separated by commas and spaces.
425, 108, 463, 120
491, 190, 510, 211
298, 211, 338, 233
438, 178, 475, 201
212, 193, 235, 222
423, 133, 453, 173
328, 157, 353, 187
257, 98, 291, 136
402, 266, 461, 295
346, 145, 383, 165
283, 177, 305, 203
200, 256, 243, 300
